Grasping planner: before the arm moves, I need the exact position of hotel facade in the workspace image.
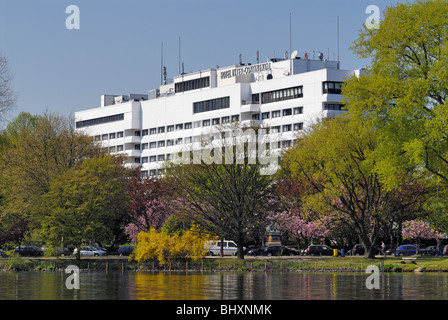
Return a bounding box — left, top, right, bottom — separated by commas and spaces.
75, 53, 362, 176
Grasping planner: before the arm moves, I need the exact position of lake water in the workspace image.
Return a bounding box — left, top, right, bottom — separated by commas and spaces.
1, 271, 448, 300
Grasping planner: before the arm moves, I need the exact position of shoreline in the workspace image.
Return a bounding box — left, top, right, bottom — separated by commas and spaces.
2, 255, 448, 273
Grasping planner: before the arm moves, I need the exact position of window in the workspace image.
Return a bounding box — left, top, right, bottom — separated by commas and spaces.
150, 169, 157, 176
185, 137, 192, 143
150, 156, 156, 162
167, 125, 174, 132
158, 127, 165, 133
158, 155, 165, 162
251, 93, 260, 104
221, 116, 230, 123
212, 118, 220, 125
282, 140, 292, 148
142, 157, 148, 163
166, 154, 172, 160
203, 119, 210, 126
117, 145, 124, 152
158, 141, 165, 147
271, 110, 281, 118
76, 113, 124, 128
322, 81, 343, 94
283, 124, 292, 132
94, 135, 101, 142
134, 131, 141, 136
193, 96, 230, 114
261, 86, 303, 104
134, 144, 140, 150
150, 142, 157, 149
283, 108, 292, 116
294, 107, 303, 115
252, 113, 260, 120
109, 146, 116, 152
175, 76, 210, 93
194, 121, 201, 128
109, 132, 116, 139
142, 129, 148, 136
294, 123, 303, 131
262, 112, 270, 120
102, 134, 108, 140
167, 139, 174, 146
185, 122, 192, 129
134, 158, 141, 164
176, 138, 183, 145
231, 115, 239, 122
150, 128, 157, 135
117, 131, 124, 138
323, 104, 345, 111
176, 123, 183, 130
272, 126, 281, 133
142, 143, 148, 150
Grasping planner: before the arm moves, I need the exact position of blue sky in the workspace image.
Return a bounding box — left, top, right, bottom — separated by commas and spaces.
0, 0, 405, 123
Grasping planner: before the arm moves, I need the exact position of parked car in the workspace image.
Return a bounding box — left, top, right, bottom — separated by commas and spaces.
394, 245, 423, 256
348, 244, 382, 256
247, 246, 267, 256
205, 240, 245, 256
443, 245, 448, 256
262, 245, 300, 256
73, 246, 107, 257
13, 245, 44, 257
304, 245, 333, 256
422, 246, 437, 255
118, 245, 134, 256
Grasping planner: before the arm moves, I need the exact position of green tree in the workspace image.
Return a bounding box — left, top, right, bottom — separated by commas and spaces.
282, 117, 428, 258
0, 112, 102, 245
343, 0, 448, 190
42, 154, 130, 259
166, 124, 276, 259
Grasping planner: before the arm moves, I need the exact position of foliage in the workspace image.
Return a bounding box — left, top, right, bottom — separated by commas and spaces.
343, 0, 448, 190
125, 170, 173, 241
401, 220, 445, 240
41, 154, 131, 258
166, 123, 276, 259
282, 116, 428, 258
131, 225, 216, 265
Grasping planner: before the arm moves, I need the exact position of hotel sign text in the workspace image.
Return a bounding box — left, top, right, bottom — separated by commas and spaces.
220, 62, 271, 80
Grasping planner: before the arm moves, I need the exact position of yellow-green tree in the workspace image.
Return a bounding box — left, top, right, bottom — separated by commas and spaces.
131, 225, 216, 265
343, 0, 448, 190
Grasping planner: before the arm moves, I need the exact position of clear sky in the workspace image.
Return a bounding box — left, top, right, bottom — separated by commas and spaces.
0, 0, 406, 123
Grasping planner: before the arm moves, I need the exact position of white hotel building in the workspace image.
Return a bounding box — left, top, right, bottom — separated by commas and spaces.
75, 53, 362, 176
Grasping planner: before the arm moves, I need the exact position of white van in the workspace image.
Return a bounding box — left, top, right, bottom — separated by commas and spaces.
205, 240, 245, 256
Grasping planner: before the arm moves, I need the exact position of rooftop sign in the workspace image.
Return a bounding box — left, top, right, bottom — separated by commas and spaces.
220, 62, 271, 80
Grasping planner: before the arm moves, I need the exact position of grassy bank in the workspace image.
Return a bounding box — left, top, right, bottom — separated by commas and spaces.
3, 255, 448, 273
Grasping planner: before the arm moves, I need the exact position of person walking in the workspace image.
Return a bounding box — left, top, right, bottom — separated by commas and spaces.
381, 241, 386, 256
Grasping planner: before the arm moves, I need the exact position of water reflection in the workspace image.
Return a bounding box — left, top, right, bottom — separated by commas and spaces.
1, 271, 448, 300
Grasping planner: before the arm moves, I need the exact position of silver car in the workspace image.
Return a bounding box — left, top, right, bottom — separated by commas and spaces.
73, 246, 107, 256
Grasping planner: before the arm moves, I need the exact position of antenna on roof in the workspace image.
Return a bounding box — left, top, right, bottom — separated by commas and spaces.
256, 50, 259, 64
160, 41, 164, 85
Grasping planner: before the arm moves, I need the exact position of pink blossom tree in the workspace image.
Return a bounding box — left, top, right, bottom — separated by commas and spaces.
401, 220, 445, 241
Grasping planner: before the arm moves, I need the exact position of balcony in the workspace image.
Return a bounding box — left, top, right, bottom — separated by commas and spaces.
240, 101, 260, 113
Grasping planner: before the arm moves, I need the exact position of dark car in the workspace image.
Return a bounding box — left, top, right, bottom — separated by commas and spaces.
248, 246, 267, 256
304, 245, 333, 256
118, 245, 134, 256
348, 244, 382, 256
13, 245, 43, 257
262, 245, 300, 256
423, 246, 437, 255
394, 245, 423, 256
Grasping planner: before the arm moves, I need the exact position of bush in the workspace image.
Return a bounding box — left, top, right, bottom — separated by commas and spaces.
131, 225, 216, 265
